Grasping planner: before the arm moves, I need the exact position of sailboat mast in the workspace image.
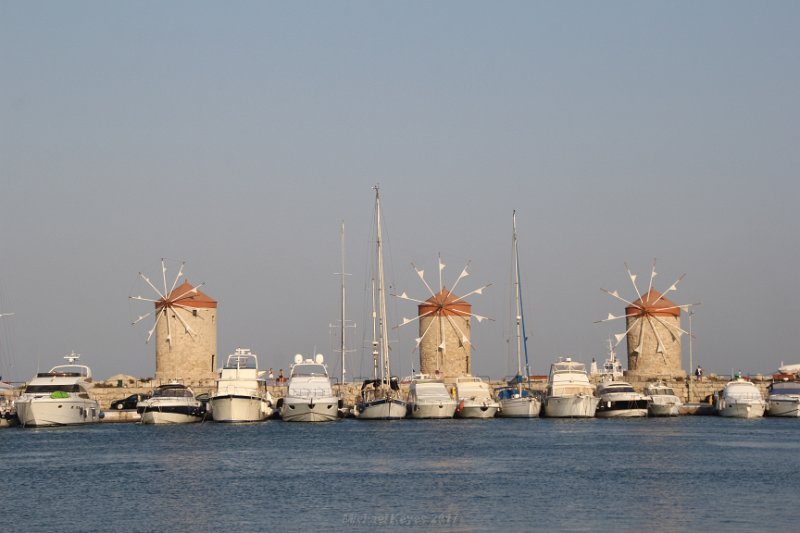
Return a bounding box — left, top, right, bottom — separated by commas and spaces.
339, 221, 347, 385
513, 211, 531, 387
374, 186, 391, 384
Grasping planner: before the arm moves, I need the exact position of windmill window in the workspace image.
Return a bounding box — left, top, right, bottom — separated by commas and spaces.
193, 309, 197, 317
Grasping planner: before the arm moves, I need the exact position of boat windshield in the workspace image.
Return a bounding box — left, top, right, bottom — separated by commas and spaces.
153, 386, 193, 398
414, 384, 450, 398
602, 385, 636, 393
25, 384, 81, 393
649, 387, 675, 395
224, 355, 257, 369
291, 364, 327, 377
551, 361, 586, 374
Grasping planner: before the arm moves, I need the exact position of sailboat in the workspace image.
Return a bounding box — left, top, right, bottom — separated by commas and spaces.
497, 211, 541, 418
356, 186, 407, 420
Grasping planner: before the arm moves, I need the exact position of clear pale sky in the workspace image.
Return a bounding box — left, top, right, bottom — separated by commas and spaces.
1, 1, 798, 382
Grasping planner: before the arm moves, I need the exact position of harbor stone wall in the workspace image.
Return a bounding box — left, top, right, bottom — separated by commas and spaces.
83, 374, 772, 411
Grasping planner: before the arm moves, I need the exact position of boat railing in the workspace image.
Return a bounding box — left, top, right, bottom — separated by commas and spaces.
289, 387, 333, 398
216, 385, 262, 397
728, 393, 765, 402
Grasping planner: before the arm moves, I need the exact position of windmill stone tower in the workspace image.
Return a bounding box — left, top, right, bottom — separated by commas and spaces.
418, 288, 472, 377
154, 281, 218, 385
625, 288, 683, 377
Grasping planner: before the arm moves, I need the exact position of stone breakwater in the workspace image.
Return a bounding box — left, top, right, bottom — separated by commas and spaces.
85, 374, 771, 410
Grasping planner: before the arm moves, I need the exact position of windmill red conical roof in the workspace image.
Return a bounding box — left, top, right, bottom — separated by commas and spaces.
419, 288, 471, 317
625, 288, 679, 317
155, 280, 217, 309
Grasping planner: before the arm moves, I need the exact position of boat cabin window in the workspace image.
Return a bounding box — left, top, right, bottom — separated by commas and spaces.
291, 364, 327, 377
25, 384, 81, 393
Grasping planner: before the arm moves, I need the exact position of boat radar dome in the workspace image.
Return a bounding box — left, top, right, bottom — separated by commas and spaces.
315, 353, 324, 364
294, 354, 304, 364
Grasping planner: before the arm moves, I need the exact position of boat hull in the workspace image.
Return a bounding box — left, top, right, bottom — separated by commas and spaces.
138, 403, 205, 424
648, 403, 681, 417
498, 396, 541, 418
16, 397, 101, 427
596, 408, 648, 418
456, 401, 499, 419
280, 397, 340, 422
210, 395, 272, 422
767, 398, 800, 417
718, 402, 766, 419
408, 400, 457, 419
543, 395, 598, 418
356, 398, 407, 420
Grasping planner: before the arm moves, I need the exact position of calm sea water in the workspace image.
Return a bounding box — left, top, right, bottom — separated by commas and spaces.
3, 417, 798, 533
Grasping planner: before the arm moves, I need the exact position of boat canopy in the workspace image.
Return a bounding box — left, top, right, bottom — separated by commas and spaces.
496, 387, 531, 400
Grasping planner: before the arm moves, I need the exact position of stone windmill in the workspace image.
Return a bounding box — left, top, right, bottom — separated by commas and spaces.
596, 260, 697, 378
130, 259, 218, 385
396, 256, 491, 378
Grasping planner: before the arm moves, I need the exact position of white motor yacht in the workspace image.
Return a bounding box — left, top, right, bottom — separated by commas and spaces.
15, 352, 102, 427
542, 358, 598, 418
210, 348, 273, 423
715, 377, 766, 419
767, 381, 800, 417
454, 376, 499, 419
645, 381, 682, 417
137, 382, 205, 424
596, 380, 649, 418
280, 354, 340, 422
407, 375, 457, 419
